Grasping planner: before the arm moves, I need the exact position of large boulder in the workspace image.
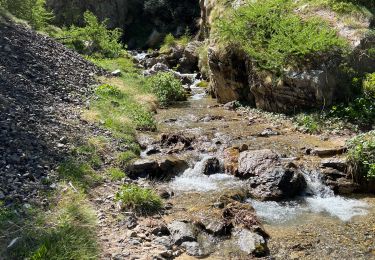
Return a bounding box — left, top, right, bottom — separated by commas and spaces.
248, 167, 307, 201
237, 149, 280, 178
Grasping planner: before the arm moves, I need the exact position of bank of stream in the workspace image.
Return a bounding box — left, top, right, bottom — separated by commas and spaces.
130, 53, 375, 259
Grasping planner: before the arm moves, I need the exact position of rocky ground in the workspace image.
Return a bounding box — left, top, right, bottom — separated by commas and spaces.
0, 18, 104, 204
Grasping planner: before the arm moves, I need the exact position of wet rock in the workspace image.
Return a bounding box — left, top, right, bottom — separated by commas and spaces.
237, 149, 280, 178
232, 228, 268, 256
126, 159, 159, 178
201, 157, 221, 175
249, 167, 306, 201
311, 147, 347, 157
157, 189, 174, 199
160, 133, 193, 152
158, 157, 189, 179
199, 217, 232, 236
145, 146, 161, 155
143, 63, 169, 76
168, 221, 197, 245
223, 201, 262, 232
224, 147, 240, 175
127, 157, 188, 180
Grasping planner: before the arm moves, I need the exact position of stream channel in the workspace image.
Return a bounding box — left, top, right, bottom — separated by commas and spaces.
133, 53, 375, 259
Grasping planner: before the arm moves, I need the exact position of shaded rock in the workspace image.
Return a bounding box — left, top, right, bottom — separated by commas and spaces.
201, 157, 221, 175
232, 228, 268, 256
151, 225, 170, 236
168, 221, 197, 245
248, 167, 307, 201
223, 101, 240, 110
160, 133, 193, 149
237, 149, 280, 178
311, 147, 347, 157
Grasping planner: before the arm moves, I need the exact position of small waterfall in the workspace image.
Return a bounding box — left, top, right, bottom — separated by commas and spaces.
169, 156, 242, 192
250, 171, 369, 223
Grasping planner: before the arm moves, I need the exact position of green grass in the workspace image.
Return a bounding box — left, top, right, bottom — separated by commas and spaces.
86, 56, 157, 154
115, 184, 163, 215
107, 167, 126, 181
347, 131, 375, 181
2, 187, 98, 260
214, 0, 348, 74
160, 32, 191, 53
303, 0, 374, 16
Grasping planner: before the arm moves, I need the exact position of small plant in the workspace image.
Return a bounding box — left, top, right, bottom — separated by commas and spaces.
107, 167, 126, 181
146, 72, 186, 106
95, 84, 124, 99
295, 114, 321, 133
347, 131, 375, 181
115, 184, 163, 215
58, 11, 123, 58
363, 73, 375, 99
160, 31, 191, 53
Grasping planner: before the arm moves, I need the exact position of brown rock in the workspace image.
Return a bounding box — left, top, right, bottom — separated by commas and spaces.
223, 147, 240, 175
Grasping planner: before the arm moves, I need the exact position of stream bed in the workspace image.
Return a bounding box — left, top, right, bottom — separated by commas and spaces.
134, 53, 375, 259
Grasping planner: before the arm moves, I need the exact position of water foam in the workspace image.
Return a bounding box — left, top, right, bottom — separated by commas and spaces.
170, 156, 242, 192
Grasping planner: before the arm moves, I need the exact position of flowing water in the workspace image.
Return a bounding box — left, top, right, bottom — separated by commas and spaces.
135, 53, 375, 259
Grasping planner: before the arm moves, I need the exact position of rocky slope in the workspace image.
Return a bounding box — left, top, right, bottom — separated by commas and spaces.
0, 15, 103, 203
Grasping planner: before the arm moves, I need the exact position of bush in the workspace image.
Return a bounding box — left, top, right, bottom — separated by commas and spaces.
146, 72, 186, 106
215, 0, 347, 74
95, 84, 124, 99
0, 0, 53, 29
160, 31, 191, 53
295, 114, 322, 133
347, 131, 375, 181
329, 73, 375, 127
115, 184, 163, 215
59, 11, 123, 58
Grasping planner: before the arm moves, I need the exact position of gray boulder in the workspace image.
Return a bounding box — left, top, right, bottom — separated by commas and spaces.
167, 221, 197, 245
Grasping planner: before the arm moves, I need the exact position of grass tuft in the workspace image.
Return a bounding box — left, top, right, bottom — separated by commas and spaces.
115, 184, 163, 215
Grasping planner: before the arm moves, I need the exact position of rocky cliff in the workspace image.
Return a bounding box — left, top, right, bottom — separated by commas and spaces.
46, 0, 201, 48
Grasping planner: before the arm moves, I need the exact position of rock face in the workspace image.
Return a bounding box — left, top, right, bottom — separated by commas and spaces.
46, 0, 201, 49
235, 150, 306, 200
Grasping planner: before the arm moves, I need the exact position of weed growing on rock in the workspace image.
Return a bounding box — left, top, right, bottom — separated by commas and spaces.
347, 131, 375, 181
146, 72, 187, 106
115, 184, 163, 215
160, 31, 191, 53
117, 151, 138, 168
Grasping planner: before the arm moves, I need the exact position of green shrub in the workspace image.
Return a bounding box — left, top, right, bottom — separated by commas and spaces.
347, 131, 375, 181
329, 73, 375, 127
295, 114, 321, 133
146, 72, 186, 106
160, 31, 191, 53
215, 0, 347, 74
363, 73, 375, 98
197, 43, 209, 78
115, 184, 163, 215
0, 0, 53, 29
59, 11, 123, 58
